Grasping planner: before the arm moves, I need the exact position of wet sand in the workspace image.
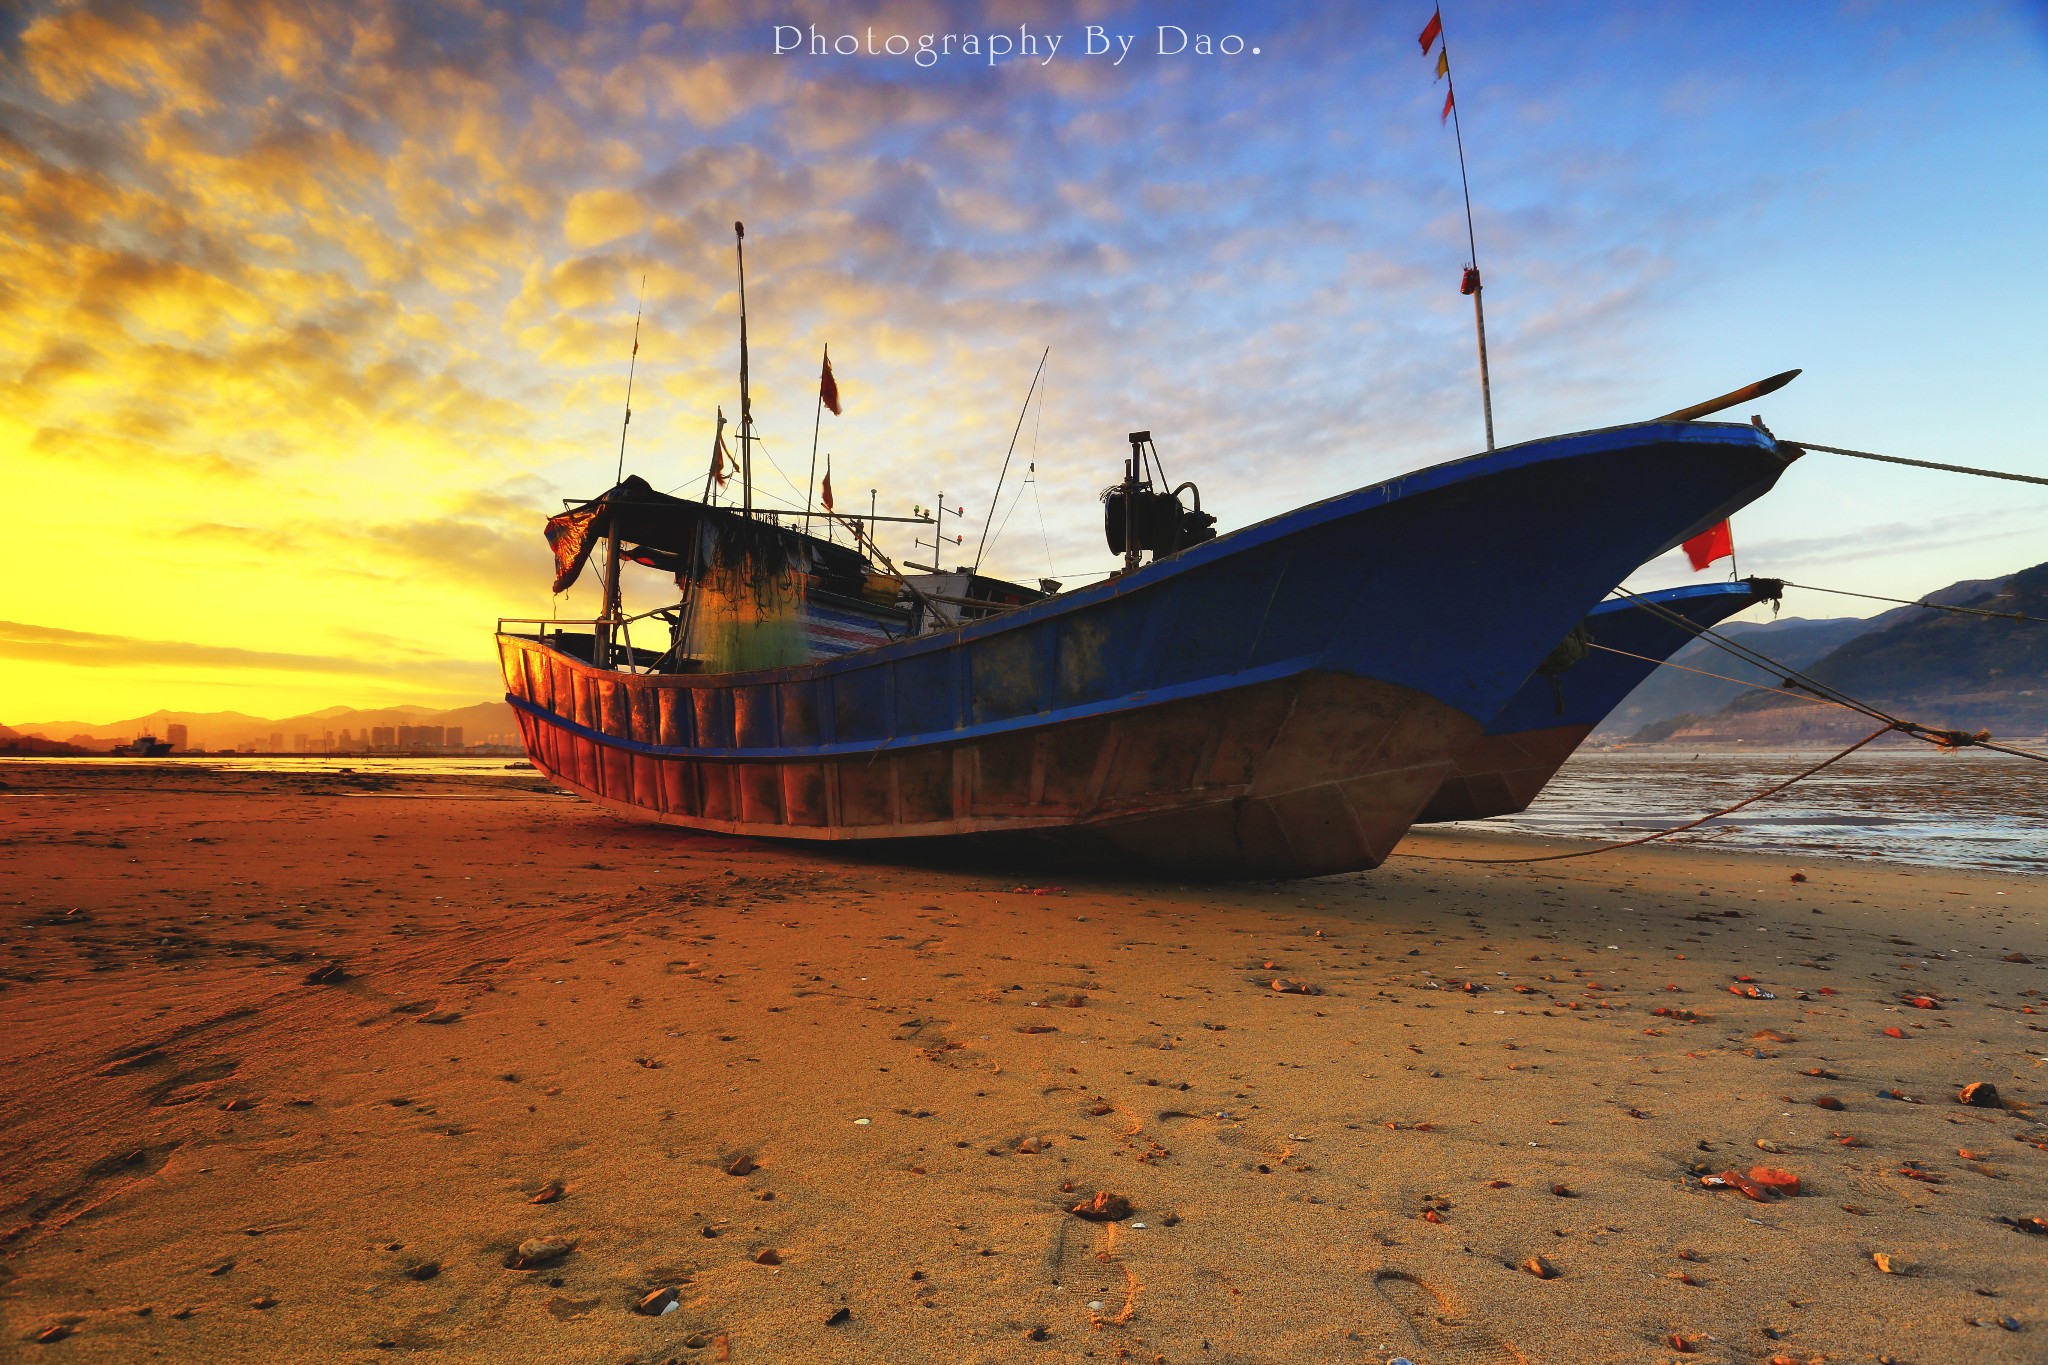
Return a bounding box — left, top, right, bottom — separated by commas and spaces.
2, 760, 2044, 1363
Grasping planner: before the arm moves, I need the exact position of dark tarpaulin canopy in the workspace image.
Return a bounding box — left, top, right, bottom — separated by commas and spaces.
544, 476, 870, 595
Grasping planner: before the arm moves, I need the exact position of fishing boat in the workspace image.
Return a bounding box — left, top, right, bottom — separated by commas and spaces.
111, 733, 174, 757
496, 223, 1802, 877
1416, 577, 1781, 824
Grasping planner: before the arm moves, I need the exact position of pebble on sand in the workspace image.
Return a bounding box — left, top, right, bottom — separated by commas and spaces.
825, 1306, 851, 1326
753, 1249, 781, 1265
1070, 1191, 1133, 1222
528, 1181, 566, 1204
1269, 978, 1322, 995
1958, 1081, 2002, 1108
1872, 1252, 1905, 1275
725, 1154, 757, 1176
635, 1287, 681, 1316
509, 1237, 575, 1270
1522, 1254, 1559, 1279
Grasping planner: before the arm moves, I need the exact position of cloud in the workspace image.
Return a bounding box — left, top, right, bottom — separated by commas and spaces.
0, 618, 497, 686
564, 187, 648, 247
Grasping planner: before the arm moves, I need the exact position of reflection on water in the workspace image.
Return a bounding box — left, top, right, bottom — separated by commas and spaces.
1451, 748, 2048, 874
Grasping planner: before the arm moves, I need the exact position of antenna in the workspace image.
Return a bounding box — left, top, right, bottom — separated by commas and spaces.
734, 222, 754, 517
973, 346, 1049, 574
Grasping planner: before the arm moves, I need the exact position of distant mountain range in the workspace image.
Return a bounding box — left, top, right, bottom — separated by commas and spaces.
4, 700, 520, 753
1610, 562, 2047, 746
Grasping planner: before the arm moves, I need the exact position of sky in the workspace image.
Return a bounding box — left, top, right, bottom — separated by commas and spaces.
3, 0, 2045, 725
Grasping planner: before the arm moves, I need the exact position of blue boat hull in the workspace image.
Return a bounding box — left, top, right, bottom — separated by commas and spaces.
1417, 580, 1770, 823
499, 421, 1795, 878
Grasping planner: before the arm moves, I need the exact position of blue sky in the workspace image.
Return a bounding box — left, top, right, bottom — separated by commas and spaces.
3, 0, 2044, 717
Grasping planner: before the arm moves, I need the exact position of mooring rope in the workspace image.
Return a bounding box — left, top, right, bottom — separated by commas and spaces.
1408, 723, 1897, 864
1609, 586, 2047, 762
1585, 642, 1834, 709
1792, 440, 2048, 489
1405, 579, 2046, 864
1779, 580, 2047, 625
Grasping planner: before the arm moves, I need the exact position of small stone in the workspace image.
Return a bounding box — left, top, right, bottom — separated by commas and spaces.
405, 1262, 440, 1281
1522, 1254, 1558, 1279
1025, 1324, 1049, 1341
1814, 1096, 1845, 1111
509, 1237, 574, 1269
302, 962, 346, 985
1269, 978, 1322, 995
753, 1249, 780, 1265
250, 1295, 278, 1309
1872, 1251, 1903, 1274
1550, 1184, 1574, 1197
825, 1306, 851, 1326
529, 1181, 565, 1204
635, 1287, 680, 1316
36, 1324, 73, 1343
207, 1260, 234, 1276
1959, 1082, 2003, 1109
1070, 1191, 1132, 1222
725, 1154, 756, 1177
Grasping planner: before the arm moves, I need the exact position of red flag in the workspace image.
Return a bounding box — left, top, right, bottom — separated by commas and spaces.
1419, 9, 1442, 53
1442, 88, 1455, 123
819, 349, 841, 416
1683, 519, 1733, 572
820, 456, 834, 512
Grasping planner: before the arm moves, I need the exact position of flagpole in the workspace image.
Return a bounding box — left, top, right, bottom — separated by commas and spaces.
1440, 19, 1495, 451
806, 343, 826, 524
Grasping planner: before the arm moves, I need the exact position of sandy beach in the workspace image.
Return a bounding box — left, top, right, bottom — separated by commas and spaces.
2, 760, 2043, 1364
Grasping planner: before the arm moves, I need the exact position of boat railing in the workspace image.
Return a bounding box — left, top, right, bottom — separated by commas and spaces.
497, 610, 694, 674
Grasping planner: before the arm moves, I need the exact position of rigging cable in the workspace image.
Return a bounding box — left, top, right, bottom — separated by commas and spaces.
1777, 581, 2047, 625
974, 348, 1051, 574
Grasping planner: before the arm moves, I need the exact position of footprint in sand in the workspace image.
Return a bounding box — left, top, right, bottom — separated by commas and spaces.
1371, 1270, 1529, 1365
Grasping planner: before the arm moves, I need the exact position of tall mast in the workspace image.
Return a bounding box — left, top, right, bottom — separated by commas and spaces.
735, 221, 754, 517
601, 275, 647, 669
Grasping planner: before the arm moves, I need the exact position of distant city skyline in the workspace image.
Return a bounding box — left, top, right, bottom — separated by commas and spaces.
4, 1, 2044, 723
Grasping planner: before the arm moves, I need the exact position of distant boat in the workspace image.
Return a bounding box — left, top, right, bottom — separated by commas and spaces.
1416, 578, 1779, 824
112, 733, 174, 757
498, 420, 1797, 878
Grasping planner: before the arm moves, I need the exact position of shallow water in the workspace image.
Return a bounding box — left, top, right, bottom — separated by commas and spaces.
0, 755, 534, 779
1451, 748, 2048, 874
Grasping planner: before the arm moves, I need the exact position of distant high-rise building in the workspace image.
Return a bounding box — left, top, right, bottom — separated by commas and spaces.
294, 733, 310, 752
445, 727, 463, 751
371, 726, 395, 750
270, 732, 283, 751
165, 723, 188, 751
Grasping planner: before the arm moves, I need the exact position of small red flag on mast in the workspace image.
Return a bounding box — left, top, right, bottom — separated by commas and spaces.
820, 455, 835, 511
1419, 8, 1442, 52
1683, 519, 1734, 572
819, 349, 842, 416
1441, 88, 1455, 123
